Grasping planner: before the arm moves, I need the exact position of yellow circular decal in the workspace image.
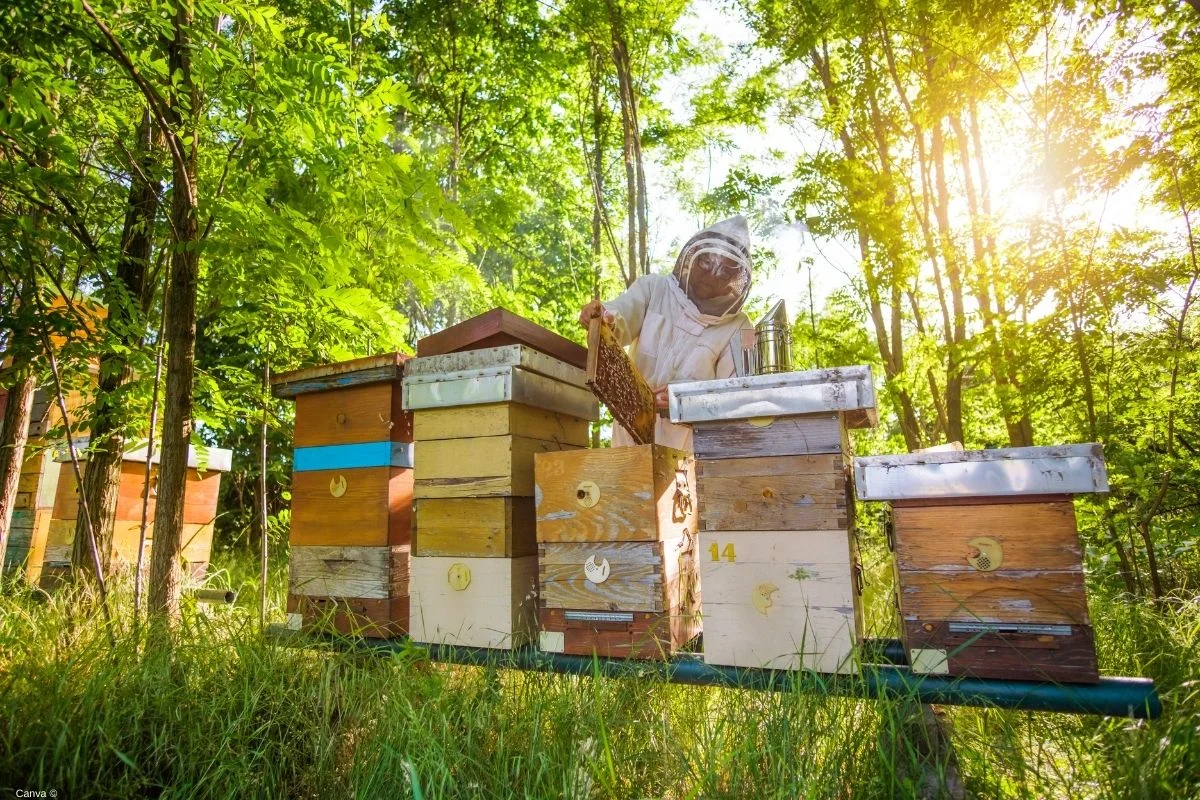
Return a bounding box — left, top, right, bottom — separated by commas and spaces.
447, 563, 472, 591
329, 475, 348, 498
747, 416, 775, 428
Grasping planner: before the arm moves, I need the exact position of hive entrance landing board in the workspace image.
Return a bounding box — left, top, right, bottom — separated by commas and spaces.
586, 319, 656, 445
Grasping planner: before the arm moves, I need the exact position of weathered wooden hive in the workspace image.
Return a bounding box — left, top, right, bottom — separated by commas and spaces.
41, 441, 230, 585
855, 444, 1107, 683
403, 310, 596, 649
669, 366, 877, 674
534, 444, 701, 659
272, 353, 413, 638
1, 383, 90, 583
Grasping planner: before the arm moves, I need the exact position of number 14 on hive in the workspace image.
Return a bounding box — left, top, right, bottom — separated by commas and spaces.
708, 542, 736, 563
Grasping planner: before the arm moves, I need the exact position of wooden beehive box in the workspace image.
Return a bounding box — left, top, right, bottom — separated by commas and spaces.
855, 444, 1107, 683
408, 555, 539, 648
272, 353, 414, 638
42, 442, 230, 583
669, 366, 877, 673
405, 318, 600, 650
534, 444, 701, 658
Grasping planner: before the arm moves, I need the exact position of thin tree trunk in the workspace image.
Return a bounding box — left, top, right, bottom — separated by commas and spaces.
149, 0, 201, 623
949, 114, 1030, 447
0, 365, 36, 574
134, 273, 168, 617
259, 357, 270, 629
72, 111, 160, 579
928, 117, 966, 445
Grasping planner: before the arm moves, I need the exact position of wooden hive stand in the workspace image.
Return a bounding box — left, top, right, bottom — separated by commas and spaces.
41, 440, 231, 586
669, 366, 878, 674
273, 353, 413, 638
855, 444, 1108, 683
534, 444, 701, 659
404, 310, 598, 649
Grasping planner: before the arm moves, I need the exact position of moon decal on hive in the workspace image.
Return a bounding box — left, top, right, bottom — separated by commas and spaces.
328, 474, 348, 498
752, 582, 780, 615
583, 554, 611, 584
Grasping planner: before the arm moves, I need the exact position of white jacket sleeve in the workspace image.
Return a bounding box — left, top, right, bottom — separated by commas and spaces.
604, 275, 657, 347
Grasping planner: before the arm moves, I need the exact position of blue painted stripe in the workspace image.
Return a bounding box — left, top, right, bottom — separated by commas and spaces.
294, 442, 414, 472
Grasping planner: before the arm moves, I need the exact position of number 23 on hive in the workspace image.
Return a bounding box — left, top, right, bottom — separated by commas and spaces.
708, 542, 736, 563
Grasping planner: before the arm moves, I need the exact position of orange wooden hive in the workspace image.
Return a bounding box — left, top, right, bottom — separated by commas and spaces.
41, 441, 231, 584
272, 353, 413, 638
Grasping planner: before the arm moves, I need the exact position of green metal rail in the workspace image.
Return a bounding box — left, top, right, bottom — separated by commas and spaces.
266, 625, 1162, 719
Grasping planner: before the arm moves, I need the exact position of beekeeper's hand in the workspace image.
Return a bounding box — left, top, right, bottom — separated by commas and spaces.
578, 299, 615, 329
653, 387, 669, 409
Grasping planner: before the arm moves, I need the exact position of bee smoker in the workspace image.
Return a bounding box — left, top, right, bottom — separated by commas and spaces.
741, 299, 792, 375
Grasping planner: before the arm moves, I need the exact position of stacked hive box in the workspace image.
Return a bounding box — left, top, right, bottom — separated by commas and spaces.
4, 445, 60, 582
42, 442, 230, 584
404, 317, 597, 650
855, 445, 1106, 683
669, 367, 877, 674
0, 382, 90, 583
534, 444, 700, 659
272, 354, 413, 638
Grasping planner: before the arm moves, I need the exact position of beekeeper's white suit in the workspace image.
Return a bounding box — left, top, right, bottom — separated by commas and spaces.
603, 216, 755, 451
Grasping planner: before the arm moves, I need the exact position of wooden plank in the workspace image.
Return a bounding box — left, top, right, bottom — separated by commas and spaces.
413, 497, 536, 557
538, 607, 700, 660
413, 435, 580, 499
22, 509, 52, 584
534, 445, 696, 544
692, 413, 846, 460
294, 382, 411, 447
699, 530, 858, 673
408, 555, 539, 649
286, 594, 410, 638
696, 453, 843, 478
899, 569, 1090, 626
902, 620, 1098, 683
697, 457, 848, 532
293, 442, 414, 471
289, 467, 412, 547
416, 307, 587, 370
406, 344, 587, 387
110, 521, 153, 568
668, 366, 877, 428
585, 318, 656, 445
413, 403, 589, 446
537, 533, 697, 613
289, 545, 411, 598
893, 502, 1082, 573
854, 444, 1108, 501
403, 367, 599, 420
271, 352, 407, 399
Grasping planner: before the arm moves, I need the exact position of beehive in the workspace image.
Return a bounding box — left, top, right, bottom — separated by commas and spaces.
404, 317, 597, 650
272, 353, 413, 638
534, 444, 701, 658
855, 444, 1106, 683
40, 441, 230, 584
669, 366, 877, 674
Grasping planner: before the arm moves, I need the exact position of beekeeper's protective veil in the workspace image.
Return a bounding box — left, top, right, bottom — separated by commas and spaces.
671, 215, 752, 318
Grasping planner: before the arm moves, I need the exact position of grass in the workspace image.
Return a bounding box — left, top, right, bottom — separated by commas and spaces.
0, 552, 1197, 799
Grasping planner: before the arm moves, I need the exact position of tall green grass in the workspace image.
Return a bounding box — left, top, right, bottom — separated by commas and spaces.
0, 556, 1196, 799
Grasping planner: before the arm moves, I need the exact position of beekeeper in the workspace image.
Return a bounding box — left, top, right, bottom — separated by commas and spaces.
578, 215, 755, 450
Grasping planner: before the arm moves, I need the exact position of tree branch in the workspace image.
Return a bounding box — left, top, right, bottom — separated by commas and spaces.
78, 0, 195, 204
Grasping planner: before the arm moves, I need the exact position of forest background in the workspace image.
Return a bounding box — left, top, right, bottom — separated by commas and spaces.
0, 0, 1197, 796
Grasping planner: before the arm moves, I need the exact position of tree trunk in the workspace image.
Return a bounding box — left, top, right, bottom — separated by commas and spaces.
608, 3, 640, 287
72, 111, 160, 580
949, 114, 1030, 447
0, 365, 36, 574
149, 1, 200, 623
928, 118, 966, 445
